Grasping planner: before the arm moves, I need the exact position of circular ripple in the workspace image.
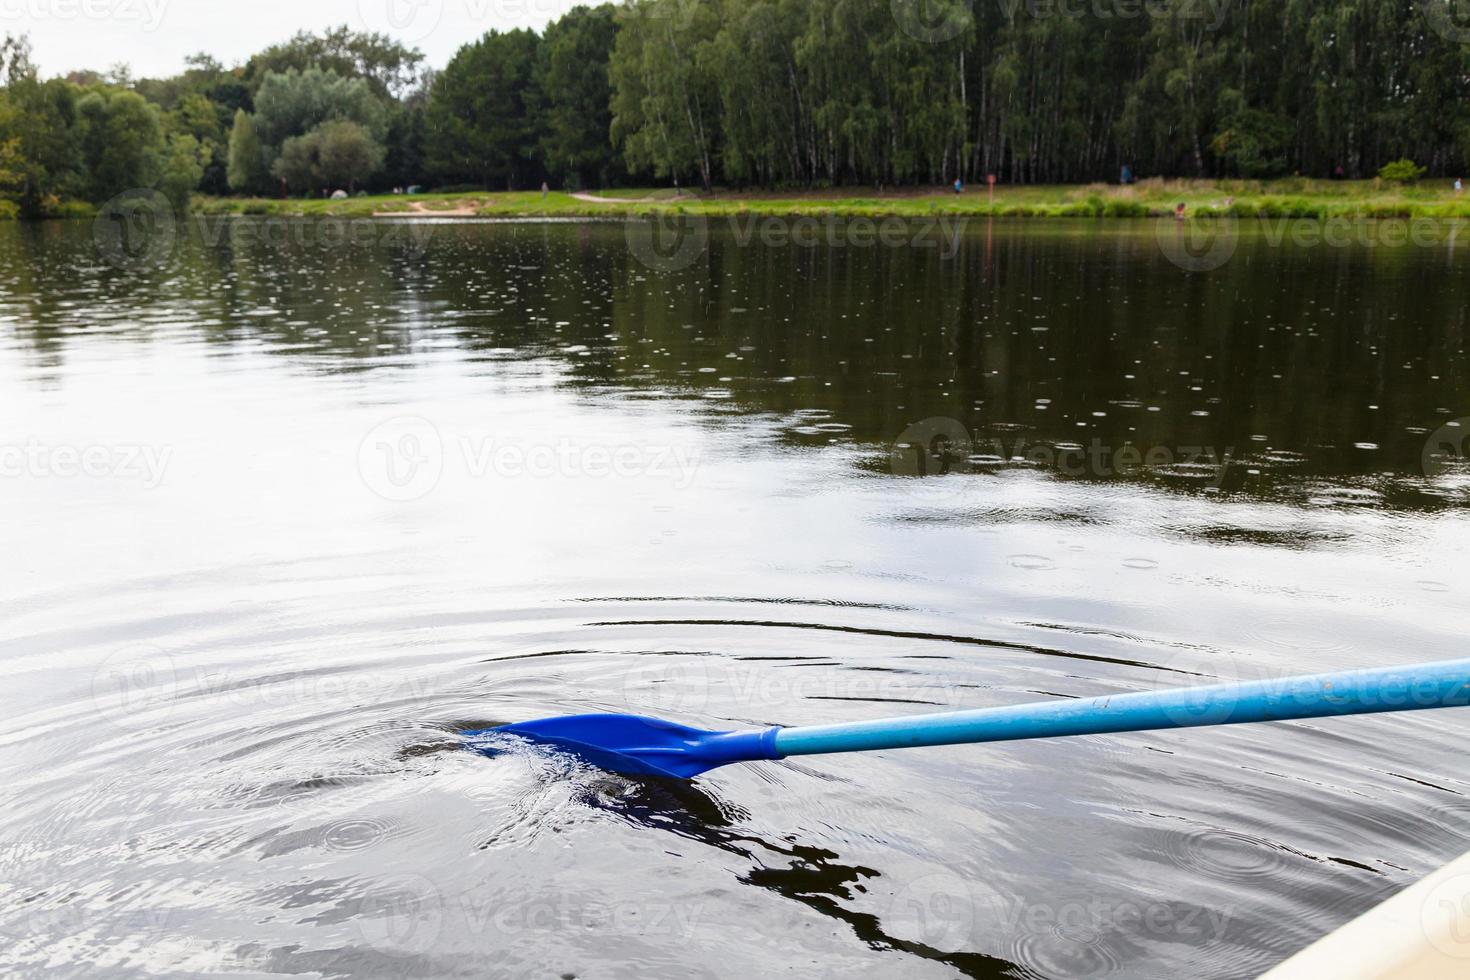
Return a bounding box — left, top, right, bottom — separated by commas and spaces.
1009, 928, 1124, 978
1243, 615, 1351, 657
323, 817, 393, 852
1161, 827, 1292, 883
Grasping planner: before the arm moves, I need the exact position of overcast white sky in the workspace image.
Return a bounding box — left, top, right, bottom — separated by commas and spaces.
9, 0, 586, 78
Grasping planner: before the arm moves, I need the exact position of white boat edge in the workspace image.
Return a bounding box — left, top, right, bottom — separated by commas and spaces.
1261, 848, 1470, 978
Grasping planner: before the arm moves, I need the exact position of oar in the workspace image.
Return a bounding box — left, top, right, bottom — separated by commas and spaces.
464, 658, 1470, 779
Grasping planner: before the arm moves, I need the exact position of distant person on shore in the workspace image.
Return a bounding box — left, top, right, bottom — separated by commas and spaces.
1333, 165, 1345, 180
1457, 178, 1464, 194
954, 177, 963, 194
541, 181, 549, 198
1121, 164, 1133, 185
1174, 202, 1187, 221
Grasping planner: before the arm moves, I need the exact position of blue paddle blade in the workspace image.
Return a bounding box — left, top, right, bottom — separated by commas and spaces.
465, 714, 782, 779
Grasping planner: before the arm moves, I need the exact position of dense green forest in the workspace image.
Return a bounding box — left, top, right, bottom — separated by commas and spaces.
2, 0, 1470, 216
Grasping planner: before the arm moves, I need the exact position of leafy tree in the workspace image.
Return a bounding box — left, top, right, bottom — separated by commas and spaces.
160, 133, 206, 207
226, 109, 268, 194
1, 32, 34, 84
271, 129, 319, 192
1211, 109, 1295, 179
708, 0, 809, 186
384, 103, 426, 188
272, 119, 384, 192
536, 4, 621, 188
0, 75, 80, 215
425, 29, 541, 190
316, 119, 383, 190
1118, 4, 1231, 179
133, 52, 247, 205
0, 134, 23, 198
76, 88, 164, 202
609, 1, 720, 189
169, 92, 227, 193
1378, 158, 1427, 183
252, 67, 386, 152
245, 26, 424, 99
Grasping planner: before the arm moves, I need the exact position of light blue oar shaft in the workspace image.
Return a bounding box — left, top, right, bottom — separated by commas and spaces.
771, 658, 1470, 759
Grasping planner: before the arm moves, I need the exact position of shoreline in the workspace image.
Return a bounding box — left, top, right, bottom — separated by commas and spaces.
186, 179, 1470, 222
20, 179, 1470, 222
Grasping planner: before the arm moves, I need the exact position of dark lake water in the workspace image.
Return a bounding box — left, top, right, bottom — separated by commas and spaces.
1, 215, 1468, 979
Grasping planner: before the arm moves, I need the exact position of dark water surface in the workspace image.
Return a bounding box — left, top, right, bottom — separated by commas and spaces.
1, 217, 1468, 979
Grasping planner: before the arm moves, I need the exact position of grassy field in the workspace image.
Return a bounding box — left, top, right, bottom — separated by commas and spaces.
42, 177, 1470, 221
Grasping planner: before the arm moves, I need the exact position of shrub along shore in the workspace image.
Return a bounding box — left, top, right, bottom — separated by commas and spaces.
20, 179, 1470, 223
